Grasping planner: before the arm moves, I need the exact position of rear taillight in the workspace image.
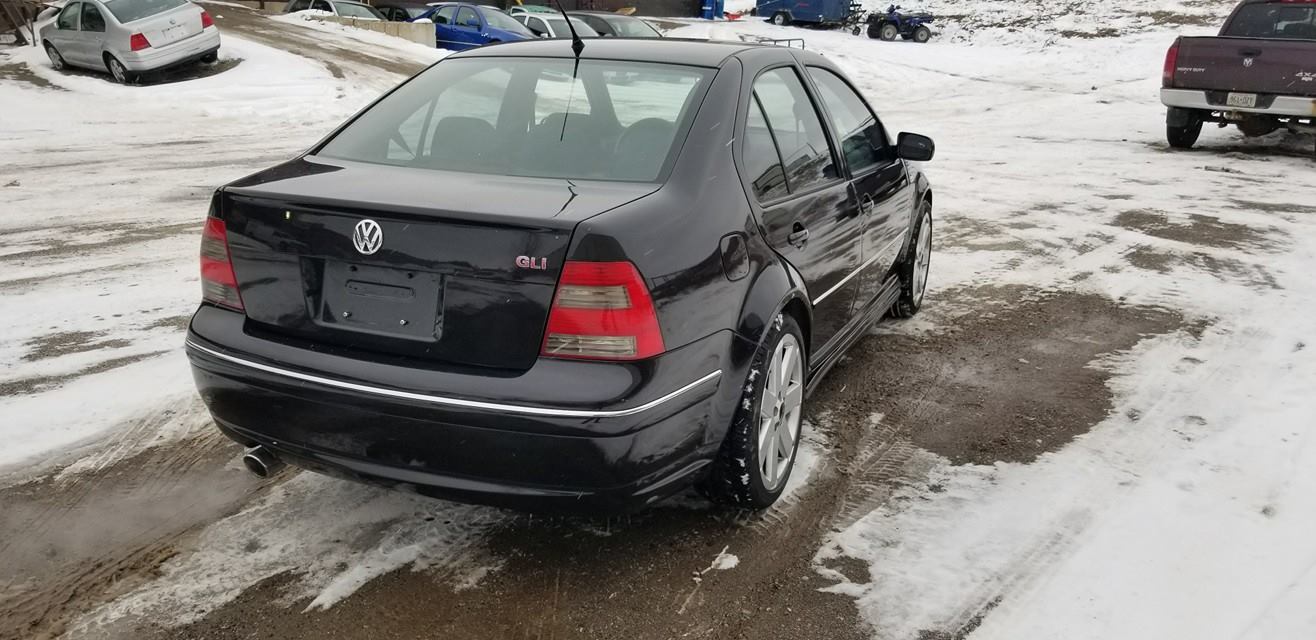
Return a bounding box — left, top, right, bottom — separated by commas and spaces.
129, 33, 151, 51
200, 10, 214, 28
542, 261, 664, 361
1163, 38, 1180, 88
200, 217, 244, 311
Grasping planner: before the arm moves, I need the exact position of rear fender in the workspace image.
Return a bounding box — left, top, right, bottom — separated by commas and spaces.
735, 253, 811, 356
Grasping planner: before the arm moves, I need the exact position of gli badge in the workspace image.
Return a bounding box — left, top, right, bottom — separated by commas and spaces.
353, 219, 383, 255
516, 256, 548, 270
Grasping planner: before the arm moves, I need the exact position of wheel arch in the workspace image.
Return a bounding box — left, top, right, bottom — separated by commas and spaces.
735, 255, 813, 359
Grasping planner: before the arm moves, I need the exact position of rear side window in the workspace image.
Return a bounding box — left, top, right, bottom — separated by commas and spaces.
335, 2, 380, 19
435, 5, 456, 23
751, 67, 838, 196
1225, 3, 1316, 39
81, 3, 106, 31
101, 0, 187, 23
743, 97, 789, 201
56, 2, 80, 29
319, 57, 713, 182
286, 0, 310, 11
807, 67, 889, 174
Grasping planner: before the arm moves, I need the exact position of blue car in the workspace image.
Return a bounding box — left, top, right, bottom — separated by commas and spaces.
413, 2, 535, 50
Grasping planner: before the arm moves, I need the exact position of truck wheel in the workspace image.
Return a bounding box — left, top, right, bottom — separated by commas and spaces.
1167, 120, 1202, 149
705, 313, 806, 509
891, 201, 932, 319
879, 23, 898, 40
913, 26, 931, 42
771, 11, 790, 26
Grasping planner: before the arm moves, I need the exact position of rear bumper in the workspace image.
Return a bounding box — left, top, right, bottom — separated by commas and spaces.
187, 305, 752, 512
1161, 88, 1316, 119
121, 27, 221, 72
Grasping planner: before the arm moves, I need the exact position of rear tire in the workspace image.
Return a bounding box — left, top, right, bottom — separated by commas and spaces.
1167, 119, 1202, 149
771, 11, 790, 26
705, 313, 806, 509
913, 25, 931, 42
106, 55, 135, 84
200, 51, 219, 64
879, 23, 898, 41
891, 201, 932, 319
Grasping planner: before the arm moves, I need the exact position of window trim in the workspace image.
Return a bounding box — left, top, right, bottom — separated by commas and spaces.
805, 65, 897, 181
741, 62, 846, 208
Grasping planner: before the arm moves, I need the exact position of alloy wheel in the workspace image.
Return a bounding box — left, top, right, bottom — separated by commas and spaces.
110, 59, 127, 83
46, 46, 64, 70
758, 332, 804, 491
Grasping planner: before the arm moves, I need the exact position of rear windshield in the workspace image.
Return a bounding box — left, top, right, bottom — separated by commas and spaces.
481, 7, 534, 35
611, 18, 660, 37
334, 1, 381, 19
101, 0, 188, 23
544, 16, 599, 36
318, 57, 714, 182
1224, 2, 1316, 39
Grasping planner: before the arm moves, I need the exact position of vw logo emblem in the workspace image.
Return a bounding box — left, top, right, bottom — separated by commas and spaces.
1243, 57, 1254, 67
353, 219, 383, 255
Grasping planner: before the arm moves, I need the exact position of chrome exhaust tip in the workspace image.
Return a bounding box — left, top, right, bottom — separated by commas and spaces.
241, 446, 285, 479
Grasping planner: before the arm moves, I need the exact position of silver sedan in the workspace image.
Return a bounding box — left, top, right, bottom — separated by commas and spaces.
40, 0, 221, 83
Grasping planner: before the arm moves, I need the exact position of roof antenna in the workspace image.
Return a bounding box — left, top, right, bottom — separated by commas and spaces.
550, 0, 585, 57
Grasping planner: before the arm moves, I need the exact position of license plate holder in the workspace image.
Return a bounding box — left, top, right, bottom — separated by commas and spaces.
319, 261, 441, 341
1226, 92, 1258, 109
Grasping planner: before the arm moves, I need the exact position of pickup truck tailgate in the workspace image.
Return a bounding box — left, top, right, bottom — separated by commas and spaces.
1173, 36, 1316, 97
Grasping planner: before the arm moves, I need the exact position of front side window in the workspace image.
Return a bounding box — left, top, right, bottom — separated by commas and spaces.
309, 0, 331, 12
100, 0, 187, 23
807, 67, 889, 174
1225, 3, 1316, 39
334, 2, 379, 19
319, 58, 712, 182
81, 2, 106, 31
614, 18, 660, 37
751, 67, 838, 195
56, 3, 80, 29
286, 0, 310, 11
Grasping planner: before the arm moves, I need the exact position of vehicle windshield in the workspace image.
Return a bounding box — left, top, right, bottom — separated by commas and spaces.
543, 16, 599, 36
1224, 2, 1316, 39
480, 6, 533, 34
334, 1, 382, 18
611, 17, 660, 37
100, 0, 187, 23
318, 57, 713, 182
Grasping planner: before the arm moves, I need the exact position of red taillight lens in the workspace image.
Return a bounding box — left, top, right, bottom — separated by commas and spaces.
1163, 39, 1180, 88
542, 261, 664, 361
200, 10, 214, 28
200, 217, 244, 311
129, 33, 151, 51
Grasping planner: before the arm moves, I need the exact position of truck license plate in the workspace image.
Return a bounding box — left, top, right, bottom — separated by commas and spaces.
1226, 92, 1257, 108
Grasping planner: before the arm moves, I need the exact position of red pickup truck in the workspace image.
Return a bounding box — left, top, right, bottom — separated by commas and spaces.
1161, 0, 1316, 149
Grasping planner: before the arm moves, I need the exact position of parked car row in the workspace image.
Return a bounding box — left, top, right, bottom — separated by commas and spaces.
369, 2, 662, 50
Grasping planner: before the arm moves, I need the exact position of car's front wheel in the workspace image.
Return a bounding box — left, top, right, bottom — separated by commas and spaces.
45, 43, 65, 71
891, 201, 932, 318
706, 313, 806, 509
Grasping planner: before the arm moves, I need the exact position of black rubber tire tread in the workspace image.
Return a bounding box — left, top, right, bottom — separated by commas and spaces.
890, 201, 932, 319
1167, 120, 1202, 149
704, 313, 806, 509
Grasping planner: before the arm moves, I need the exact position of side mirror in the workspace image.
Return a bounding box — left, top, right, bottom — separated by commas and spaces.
896, 132, 935, 161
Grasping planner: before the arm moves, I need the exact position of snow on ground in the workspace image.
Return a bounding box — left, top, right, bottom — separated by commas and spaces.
271, 10, 449, 61
660, 17, 1316, 640
0, 17, 439, 477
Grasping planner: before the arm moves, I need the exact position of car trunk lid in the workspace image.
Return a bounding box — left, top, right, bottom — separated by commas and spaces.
220, 157, 659, 371
134, 4, 204, 48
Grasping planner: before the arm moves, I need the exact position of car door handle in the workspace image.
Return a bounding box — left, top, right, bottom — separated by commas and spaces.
787, 224, 810, 247
860, 194, 876, 215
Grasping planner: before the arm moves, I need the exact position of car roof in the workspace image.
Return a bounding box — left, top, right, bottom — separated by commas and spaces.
451, 37, 763, 67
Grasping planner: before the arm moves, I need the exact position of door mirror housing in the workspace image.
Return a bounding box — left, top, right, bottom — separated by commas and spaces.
896, 132, 935, 161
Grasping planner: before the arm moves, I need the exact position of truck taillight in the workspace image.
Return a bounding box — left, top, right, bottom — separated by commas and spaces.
1163, 38, 1180, 88
200, 10, 214, 28
542, 261, 664, 361
200, 217, 244, 312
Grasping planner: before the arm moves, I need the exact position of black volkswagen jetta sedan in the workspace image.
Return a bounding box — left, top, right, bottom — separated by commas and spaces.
187, 37, 935, 512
